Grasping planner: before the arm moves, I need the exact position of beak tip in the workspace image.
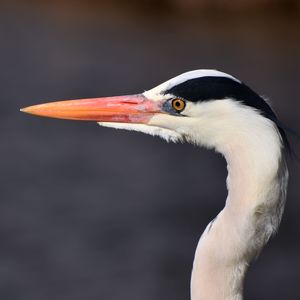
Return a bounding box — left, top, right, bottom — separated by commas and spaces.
20, 107, 31, 114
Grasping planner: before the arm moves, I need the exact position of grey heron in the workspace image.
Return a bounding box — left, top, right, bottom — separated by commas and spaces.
21, 70, 289, 300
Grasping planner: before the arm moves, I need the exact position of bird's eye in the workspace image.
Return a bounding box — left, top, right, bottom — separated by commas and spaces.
171, 98, 186, 112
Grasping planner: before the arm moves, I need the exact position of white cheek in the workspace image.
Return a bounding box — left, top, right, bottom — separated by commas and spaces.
183, 100, 232, 118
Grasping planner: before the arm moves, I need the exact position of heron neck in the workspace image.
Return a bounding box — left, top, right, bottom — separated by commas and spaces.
190, 125, 288, 300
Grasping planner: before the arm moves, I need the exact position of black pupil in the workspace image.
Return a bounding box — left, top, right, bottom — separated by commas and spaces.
175, 101, 181, 107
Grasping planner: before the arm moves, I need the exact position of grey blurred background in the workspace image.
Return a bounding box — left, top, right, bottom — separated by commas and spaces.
1, 1, 300, 299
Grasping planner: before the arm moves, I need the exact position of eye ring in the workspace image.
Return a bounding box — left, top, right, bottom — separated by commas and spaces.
171, 98, 186, 112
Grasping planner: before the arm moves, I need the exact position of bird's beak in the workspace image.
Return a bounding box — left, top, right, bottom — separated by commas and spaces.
20, 94, 161, 124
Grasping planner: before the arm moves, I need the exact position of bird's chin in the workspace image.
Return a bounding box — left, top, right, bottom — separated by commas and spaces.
98, 122, 182, 143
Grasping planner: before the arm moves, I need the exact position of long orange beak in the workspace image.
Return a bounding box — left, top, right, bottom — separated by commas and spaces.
20, 94, 161, 123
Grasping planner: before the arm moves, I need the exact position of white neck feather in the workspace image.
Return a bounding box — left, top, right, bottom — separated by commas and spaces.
190, 102, 288, 300
99, 98, 288, 300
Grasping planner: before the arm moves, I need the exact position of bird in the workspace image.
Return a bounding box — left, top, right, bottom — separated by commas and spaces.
21, 69, 289, 300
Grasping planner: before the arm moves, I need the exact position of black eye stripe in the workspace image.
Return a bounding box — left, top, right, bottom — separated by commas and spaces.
164, 76, 276, 119
165, 77, 247, 102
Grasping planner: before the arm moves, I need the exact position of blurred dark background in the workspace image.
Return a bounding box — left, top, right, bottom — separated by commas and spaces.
1, 1, 300, 299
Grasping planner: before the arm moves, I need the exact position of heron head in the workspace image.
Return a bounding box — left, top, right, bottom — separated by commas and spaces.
21, 69, 286, 152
